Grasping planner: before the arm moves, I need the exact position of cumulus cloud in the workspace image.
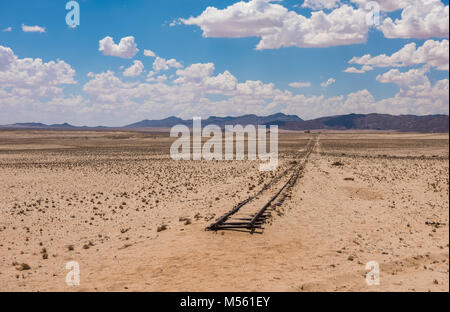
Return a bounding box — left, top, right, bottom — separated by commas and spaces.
146, 72, 168, 83
153, 56, 182, 72
79, 52, 448, 124
181, 0, 448, 48
174, 63, 215, 84
379, 0, 449, 39
348, 40, 449, 71
321, 78, 336, 88
144, 50, 156, 57
343, 67, 363, 74
281, 79, 448, 119
155, 75, 168, 83
0, 46, 16, 71
181, 0, 371, 49
21, 24, 46, 33
144, 49, 156, 57
0, 45, 81, 125
351, 0, 412, 12
0, 45, 76, 98
146, 70, 156, 79
83, 70, 139, 104
99, 36, 139, 59
288, 82, 311, 88
82, 61, 281, 117
204, 70, 238, 93
376, 66, 434, 98
343, 65, 373, 73
302, 0, 340, 10
2, 43, 448, 126
377, 66, 430, 88
123, 60, 144, 77
374, 66, 449, 114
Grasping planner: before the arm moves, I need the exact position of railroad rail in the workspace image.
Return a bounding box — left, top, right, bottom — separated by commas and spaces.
206, 135, 318, 234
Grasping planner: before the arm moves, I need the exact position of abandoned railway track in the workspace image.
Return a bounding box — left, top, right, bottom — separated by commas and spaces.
206, 135, 318, 234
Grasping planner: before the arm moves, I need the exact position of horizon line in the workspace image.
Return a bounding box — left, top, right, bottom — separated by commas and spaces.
1, 112, 449, 129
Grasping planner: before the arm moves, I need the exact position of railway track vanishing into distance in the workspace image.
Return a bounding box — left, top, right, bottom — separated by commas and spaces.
206, 135, 318, 234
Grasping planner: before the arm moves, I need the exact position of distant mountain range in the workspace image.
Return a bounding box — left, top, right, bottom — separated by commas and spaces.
124, 113, 303, 128
283, 113, 449, 133
1, 113, 448, 133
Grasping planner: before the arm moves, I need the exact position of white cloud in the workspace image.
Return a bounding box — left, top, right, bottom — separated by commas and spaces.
377, 66, 430, 88
169, 19, 182, 27
0, 45, 81, 124
181, 0, 371, 49
288, 82, 311, 88
83, 70, 138, 104
2, 27, 12, 32
22, 24, 46, 33
146, 70, 156, 79
3, 45, 448, 126
181, 0, 448, 48
302, 0, 340, 10
375, 66, 449, 114
99, 36, 139, 59
146, 73, 168, 83
155, 75, 168, 83
80, 53, 449, 124
144, 49, 156, 57
321, 78, 336, 88
343, 66, 365, 74
348, 40, 449, 71
0, 45, 76, 98
351, 0, 412, 12
153, 56, 182, 72
379, 0, 449, 39
123, 60, 144, 77
0, 46, 16, 71
174, 63, 215, 84
279, 78, 448, 119
204, 70, 238, 93
82, 62, 280, 118
45, 95, 85, 108
376, 66, 433, 97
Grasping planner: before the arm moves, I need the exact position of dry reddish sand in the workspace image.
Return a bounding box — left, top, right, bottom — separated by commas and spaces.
0, 130, 448, 292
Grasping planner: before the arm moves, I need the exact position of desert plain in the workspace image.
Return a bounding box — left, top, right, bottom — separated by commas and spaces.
0, 130, 448, 292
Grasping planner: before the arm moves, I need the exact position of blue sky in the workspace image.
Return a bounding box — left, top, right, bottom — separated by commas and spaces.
0, 0, 449, 126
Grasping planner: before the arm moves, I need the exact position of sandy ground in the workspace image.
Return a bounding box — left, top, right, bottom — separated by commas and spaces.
0, 130, 448, 292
